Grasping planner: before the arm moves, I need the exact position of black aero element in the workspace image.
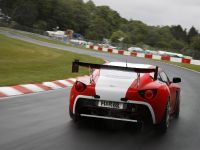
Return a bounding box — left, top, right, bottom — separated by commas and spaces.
121, 98, 128, 102
72, 59, 79, 73
72, 59, 159, 80
172, 77, 181, 83
94, 95, 100, 99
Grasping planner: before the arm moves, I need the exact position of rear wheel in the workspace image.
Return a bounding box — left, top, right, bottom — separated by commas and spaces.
69, 107, 79, 122
174, 92, 180, 119
156, 101, 170, 133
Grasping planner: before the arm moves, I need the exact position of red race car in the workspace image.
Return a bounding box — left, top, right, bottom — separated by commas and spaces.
69, 60, 181, 132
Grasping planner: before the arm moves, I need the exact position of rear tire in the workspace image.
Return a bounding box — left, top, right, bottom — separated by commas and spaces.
174, 92, 180, 119
69, 107, 79, 122
156, 101, 170, 133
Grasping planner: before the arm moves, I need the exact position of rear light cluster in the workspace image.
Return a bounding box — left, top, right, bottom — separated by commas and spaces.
139, 89, 157, 100
75, 81, 87, 92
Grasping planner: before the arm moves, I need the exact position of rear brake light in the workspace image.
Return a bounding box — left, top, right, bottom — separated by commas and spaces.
75, 81, 86, 92
139, 89, 157, 100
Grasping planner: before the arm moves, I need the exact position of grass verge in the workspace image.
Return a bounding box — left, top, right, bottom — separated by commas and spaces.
0, 34, 104, 86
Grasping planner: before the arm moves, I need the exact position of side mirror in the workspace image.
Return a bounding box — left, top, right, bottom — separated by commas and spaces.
172, 77, 181, 83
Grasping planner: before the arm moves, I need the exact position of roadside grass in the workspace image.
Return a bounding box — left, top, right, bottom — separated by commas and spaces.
0, 34, 104, 86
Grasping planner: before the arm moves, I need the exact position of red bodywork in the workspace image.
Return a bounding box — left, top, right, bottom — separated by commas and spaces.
69, 63, 181, 124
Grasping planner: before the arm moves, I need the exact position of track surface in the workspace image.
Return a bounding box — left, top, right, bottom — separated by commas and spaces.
0, 31, 200, 150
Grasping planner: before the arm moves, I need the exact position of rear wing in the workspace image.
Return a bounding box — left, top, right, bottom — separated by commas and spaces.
72, 59, 158, 80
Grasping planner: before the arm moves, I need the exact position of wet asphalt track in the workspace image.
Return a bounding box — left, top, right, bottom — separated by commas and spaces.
0, 31, 200, 150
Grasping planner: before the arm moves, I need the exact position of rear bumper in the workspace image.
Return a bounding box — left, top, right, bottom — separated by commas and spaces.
72, 95, 156, 124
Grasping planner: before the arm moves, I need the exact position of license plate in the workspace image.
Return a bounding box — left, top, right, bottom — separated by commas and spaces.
98, 100, 123, 109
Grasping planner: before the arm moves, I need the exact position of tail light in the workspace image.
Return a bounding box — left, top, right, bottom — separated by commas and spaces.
75, 81, 86, 92
139, 89, 157, 100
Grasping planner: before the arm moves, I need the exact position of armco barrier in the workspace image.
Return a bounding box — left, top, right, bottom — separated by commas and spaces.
87, 45, 200, 65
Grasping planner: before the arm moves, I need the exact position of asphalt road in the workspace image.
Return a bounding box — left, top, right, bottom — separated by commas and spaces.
0, 31, 200, 150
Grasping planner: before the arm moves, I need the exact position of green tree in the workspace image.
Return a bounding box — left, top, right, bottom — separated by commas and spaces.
85, 0, 96, 12
127, 20, 149, 44
156, 41, 170, 49
33, 20, 48, 30
85, 17, 110, 40
170, 40, 185, 50
145, 28, 160, 47
70, 0, 90, 34
191, 36, 200, 59
95, 6, 121, 33
170, 25, 187, 42
110, 30, 131, 43
12, 0, 38, 27
0, 0, 16, 15
188, 26, 199, 44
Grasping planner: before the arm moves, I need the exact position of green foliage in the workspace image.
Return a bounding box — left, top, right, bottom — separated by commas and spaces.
145, 29, 160, 47
85, 17, 110, 40
110, 30, 131, 44
33, 20, 47, 30
125, 20, 149, 44
156, 41, 170, 49
191, 36, 200, 59
85, 5, 123, 40
12, 0, 38, 27
170, 25, 187, 42
191, 36, 200, 50
170, 40, 185, 50
188, 26, 199, 44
